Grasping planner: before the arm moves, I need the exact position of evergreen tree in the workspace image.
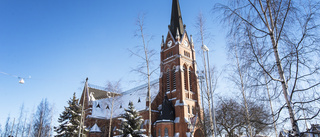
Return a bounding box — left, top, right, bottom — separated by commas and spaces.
55, 93, 82, 137
117, 102, 146, 137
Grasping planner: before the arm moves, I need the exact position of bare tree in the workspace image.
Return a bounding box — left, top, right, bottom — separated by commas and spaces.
195, 12, 215, 137
105, 80, 122, 137
130, 13, 158, 137
33, 99, 52, 137
27, 112, 34, 137
15, 103, 25, 137
197, 70, 208, 136
215, 97, 271, 136
215, 0, 320, 136
21, 116, 28, 137
230, 41, 253, 136
3, 115, 11, 137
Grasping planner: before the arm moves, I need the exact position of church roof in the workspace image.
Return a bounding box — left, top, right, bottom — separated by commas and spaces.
87, 80, 159, 119
169, 0, 184, 38
157, 95, 175, 121
87, 85, 120, 100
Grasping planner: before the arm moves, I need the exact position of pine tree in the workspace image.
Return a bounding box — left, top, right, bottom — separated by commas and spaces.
55, 93, 82, 137
117, 102, 146, 137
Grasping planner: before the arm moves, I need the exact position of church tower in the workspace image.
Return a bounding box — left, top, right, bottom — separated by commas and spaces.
153, 0, 203, 136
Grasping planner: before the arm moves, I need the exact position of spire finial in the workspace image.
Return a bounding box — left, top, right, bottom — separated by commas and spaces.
190, 35, 194, 45
161, 35, 165, 47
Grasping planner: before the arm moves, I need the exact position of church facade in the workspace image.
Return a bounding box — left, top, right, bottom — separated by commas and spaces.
80, 0, 204, 136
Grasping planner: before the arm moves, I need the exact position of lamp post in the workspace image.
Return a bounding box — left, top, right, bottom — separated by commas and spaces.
201, 45, 217, 137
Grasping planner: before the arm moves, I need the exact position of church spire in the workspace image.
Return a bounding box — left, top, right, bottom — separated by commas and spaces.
169, 0, 184, 39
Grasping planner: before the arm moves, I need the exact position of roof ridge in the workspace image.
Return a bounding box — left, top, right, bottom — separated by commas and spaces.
122, 80, 158, 95
88, 83, 107, 91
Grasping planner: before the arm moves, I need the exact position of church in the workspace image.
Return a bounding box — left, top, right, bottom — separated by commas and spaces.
80, 0, 204, 136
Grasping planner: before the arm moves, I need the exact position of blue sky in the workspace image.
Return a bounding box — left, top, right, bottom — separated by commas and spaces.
0, 0, 227, 127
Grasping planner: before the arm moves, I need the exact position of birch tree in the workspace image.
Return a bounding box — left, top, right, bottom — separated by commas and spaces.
195, 12, 215, 137
15, 104, 25, 137
105, 80, 122, 137
33, 99, 52, 137
215, 0, 320, 136
130, 13, 158, 137
227, 37, 254, 136
3, 115, 10, 137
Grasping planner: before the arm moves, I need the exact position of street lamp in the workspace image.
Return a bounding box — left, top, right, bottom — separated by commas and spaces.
201, 45, 217, 137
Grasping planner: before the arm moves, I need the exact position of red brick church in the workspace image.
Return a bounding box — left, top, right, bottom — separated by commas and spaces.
80, 0, 204, 136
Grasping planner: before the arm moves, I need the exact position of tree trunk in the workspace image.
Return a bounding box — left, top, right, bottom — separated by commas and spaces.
108, 95, 115, 137
261, 0, 300, 135
27, 117, 32, 137
270, 31, 300, 136
10, 118, 15, 137
200, 76, 208, 137
137, 16, 152, 137
234, 46, 253, 137
263, 71, 278, 136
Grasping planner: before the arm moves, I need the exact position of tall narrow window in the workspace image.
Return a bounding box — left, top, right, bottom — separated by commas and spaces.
188, 105, 190, 114
189, 69, 192, 92
184, 66, 188, 91
164, 128, 168, 136
158, 128, 161, 137
166, 69, 170, 92
172, 67, 176, 90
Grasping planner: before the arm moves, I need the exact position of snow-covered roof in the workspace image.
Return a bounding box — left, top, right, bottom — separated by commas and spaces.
90, 123, 101, 133
88, 80, 159, 119
87, 84, 121, 101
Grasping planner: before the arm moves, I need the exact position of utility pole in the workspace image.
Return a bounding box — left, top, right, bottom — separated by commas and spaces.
201, 45, 215, 136
205, 46, 217, 137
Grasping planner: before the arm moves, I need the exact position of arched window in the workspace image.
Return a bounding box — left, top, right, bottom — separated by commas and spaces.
166, 69, 170, 92
172, 66, 176, 90
158, 128, 161, 137
164, 128, 169, 136
188, 105, 190, 114
189, 69, 192, 91
183, 66, 188, 91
